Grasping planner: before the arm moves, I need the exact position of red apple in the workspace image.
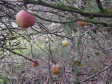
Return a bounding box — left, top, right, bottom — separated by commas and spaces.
16, 10, 36, 28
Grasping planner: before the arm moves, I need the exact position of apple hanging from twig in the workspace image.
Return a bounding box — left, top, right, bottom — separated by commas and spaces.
76, 21, 89, 27
51, 64, 62, 75
32, 61, 39, 67
62, 39, 70, 47
16, 10, 36, 28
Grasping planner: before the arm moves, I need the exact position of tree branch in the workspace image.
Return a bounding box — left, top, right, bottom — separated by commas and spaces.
25, 0, 112, 18
35, 14, 112, 27
82, 64, 112, 82
96, 0, 105, 12
4, 47, 34, 62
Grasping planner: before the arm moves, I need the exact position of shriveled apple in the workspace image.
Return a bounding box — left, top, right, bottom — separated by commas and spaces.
76, 21, 89, 27
51, 64, 62, 75
32, 61, 39, 67
62, 39, 70, 47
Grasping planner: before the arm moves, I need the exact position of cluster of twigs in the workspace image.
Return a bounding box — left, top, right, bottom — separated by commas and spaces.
0, 0, 112, 84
